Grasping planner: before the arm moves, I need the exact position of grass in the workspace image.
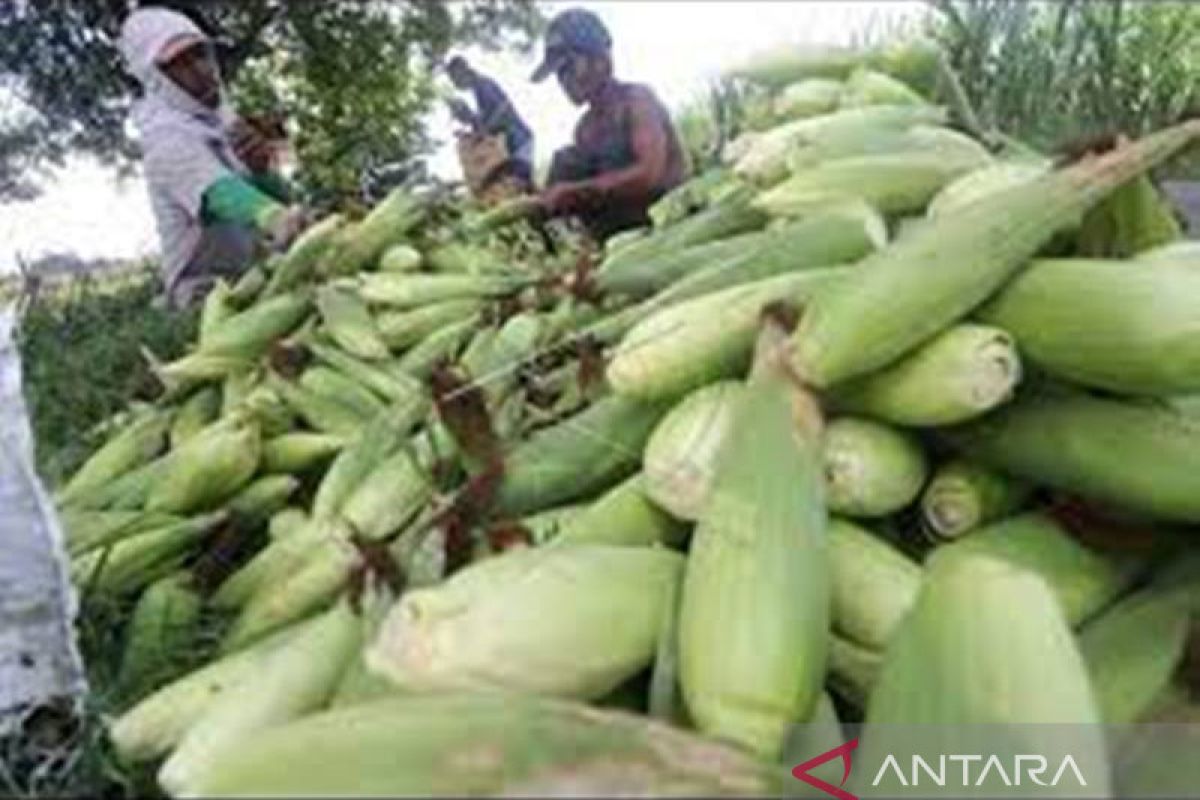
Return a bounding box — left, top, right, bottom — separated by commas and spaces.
13, 264, 198, 488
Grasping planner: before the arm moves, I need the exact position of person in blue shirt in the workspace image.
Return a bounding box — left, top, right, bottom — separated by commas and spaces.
446, 56, 535, 189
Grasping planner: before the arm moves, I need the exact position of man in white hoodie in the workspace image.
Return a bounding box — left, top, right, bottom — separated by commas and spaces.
119, 7, 310, 309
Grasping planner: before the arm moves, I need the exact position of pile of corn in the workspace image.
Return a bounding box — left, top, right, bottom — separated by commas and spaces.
55, 47, 1200, 797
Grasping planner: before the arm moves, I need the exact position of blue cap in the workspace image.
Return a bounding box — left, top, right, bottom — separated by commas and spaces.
530, 8, 612, 82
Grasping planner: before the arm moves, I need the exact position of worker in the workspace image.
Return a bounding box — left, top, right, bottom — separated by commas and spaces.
118, 7, 310, 310
445, 56, 535, 190
530, 8, 688, 242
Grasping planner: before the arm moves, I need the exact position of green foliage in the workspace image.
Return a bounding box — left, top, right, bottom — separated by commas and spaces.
15, 266, 197, 487
927, 1, 1200, 150
0, 1, 542, 202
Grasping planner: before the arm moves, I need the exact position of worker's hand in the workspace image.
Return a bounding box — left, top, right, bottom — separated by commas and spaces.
230, 116, 278, 173
265, 205, 311, 252
540, 181, 590, 216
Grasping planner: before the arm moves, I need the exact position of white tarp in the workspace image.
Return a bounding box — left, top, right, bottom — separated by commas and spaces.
0, 309, 86, 723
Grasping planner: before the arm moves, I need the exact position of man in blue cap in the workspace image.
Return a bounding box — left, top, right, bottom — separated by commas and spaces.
531, 8, 688, 242
446, 55, 535, 190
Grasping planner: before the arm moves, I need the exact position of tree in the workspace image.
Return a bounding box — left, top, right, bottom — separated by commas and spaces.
0, 0, 543, 202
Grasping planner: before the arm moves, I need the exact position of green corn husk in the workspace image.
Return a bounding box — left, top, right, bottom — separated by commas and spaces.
241, 383, 294, 437
195, 291, 311, 360
828, 518, 922, 650
143, 421, 260, 514
300, 365, 388, 420
263, 213, 346, 296
462, 195, 543, 236
515, 504, 586, 546
925, 160, 1051, 219
839, 66, 929, 108
189, 692, 782, 798
648, 572, 685, 725
1079, 582, 1193, 724
211, 518, 330, 611
552, 473, 688, 548
169, 387, 221, 448
920, 459, 1032, 541
377, 243, 423, 273
329, 587, 404, 708
159, 599, 365, 797
268, 508, 308, 541
608, 268, 847, 402
222, 532, 360, 652
57, 409, 172, 505
791, 120, 1200, 389
268, 373, 370, 437
227, 474, 300, 529
825, 324, 1022, 426
642, 381, 745, 521
424, 242, 512, 274
735, 104, 949, 185
827, 634, 883, 711
773, 77, 844, 120
647, 168, 736, 229
305, 339, 424, 406
935, 512, 1128, 626
1076, 174, 1183, 258
755, 150, 988, 218
679, 322, 830, 759
319, 188, 425, 276
854, 551, 1109, 799
66, 456, 167, 512
108, 621, 305, 763
198, 279, 236, 345
377, 299, 482, 351
945, 385, 1200, 523
598, 186, 769, 275
462, 312, 544, 406
597, 204, 883, 299
493, 395, 673, 517
1137, 240, 1200, 264
72, 512, 227, 596
262, 432, 344, 474
311, 410, 411, 520
823, 417, 928, 518
785, 123, 991, 176
366, 544, 683, 699
978, 258, 1200, 395
116, 571, 202, 703
228, 264, 266, 305
60, 509, 180, 556
357, 272, 523, 309
396, 316, 478, 378
316, 285, 390, 360
150, 350, 249, 391
220, 367, 259, 417
340, 447, 433, 542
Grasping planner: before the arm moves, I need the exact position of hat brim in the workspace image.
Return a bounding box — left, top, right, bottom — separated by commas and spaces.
530, 49, 569, 83
155, 33, 208, 66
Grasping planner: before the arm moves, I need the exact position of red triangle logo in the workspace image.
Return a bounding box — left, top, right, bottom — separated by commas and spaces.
791, 738, 860, 800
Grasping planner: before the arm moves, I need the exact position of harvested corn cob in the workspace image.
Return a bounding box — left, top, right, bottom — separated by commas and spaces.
920, 459, 1031, 540
823, 417, 928, 518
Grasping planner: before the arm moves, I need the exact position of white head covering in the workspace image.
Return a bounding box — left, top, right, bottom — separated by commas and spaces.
118, 7, 238, 142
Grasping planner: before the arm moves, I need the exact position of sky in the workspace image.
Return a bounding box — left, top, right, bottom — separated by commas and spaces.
0, 1, 925, 275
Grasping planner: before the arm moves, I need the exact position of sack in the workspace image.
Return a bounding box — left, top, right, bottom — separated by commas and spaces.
457, 132, 510, 193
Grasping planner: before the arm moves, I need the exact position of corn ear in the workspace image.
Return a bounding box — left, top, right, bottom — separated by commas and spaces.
945, 385, 1200, 523
268, 507, 308, 541
920, 459, 1031, 541
316, 285, 390, 360
1076, 173, 1183, 258
263, 213, 346, 296
262, 432, 344, 474
494, 394, 672, 517
396, 316, 478, 378
828, 518, 921, 650
159, 599, 364, 797
311, 411, 410, 520
61, 509, 180, 556
211, 517, 327, 611
376, 299, 481, 351
826, 324, 1021, 426
792, 120, 1200, 388
979, 258, 1200, 395
57, 409, 171, 505
169, 387, 221, 448
144, 421, 260, 514
305, 339, 424, 405
320, 187, 424, 276
72, 512, 226, 596
553, 473, 688, 548
357, 272, 523, 309
340, 446, 433, 541
935, 512, 1128, 626
377, 243, 423, 273
108, 621, 303, 763
227, 474, 299, 529
823, 417, 928, 518
195, 290, 310, 360
190, 692, 782, 797
198, 279, 236, 345
827, 634, 882, 711
366, 545, 683, 700
679, 321, 830, 758
268, 372, 370, 437
609, 268, 847, 401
